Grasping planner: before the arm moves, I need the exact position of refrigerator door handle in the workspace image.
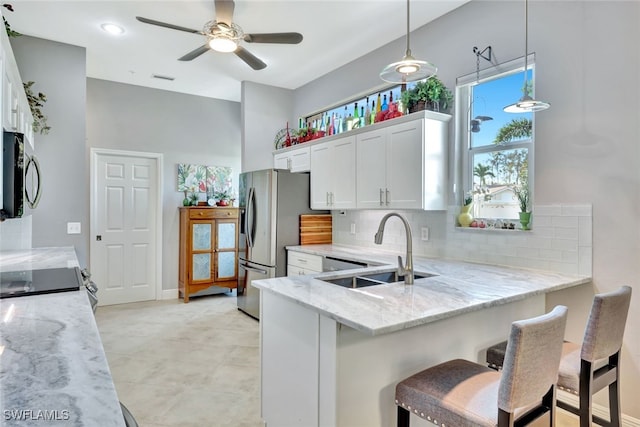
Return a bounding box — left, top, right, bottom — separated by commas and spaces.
246, 187, 256, 248
239, 263, 268, 276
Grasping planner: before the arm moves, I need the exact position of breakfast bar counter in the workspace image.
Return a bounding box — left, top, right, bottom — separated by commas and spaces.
254, 244, 591, 427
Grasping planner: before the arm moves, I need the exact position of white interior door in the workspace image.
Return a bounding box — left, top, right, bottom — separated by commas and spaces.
91, 150, 161, 306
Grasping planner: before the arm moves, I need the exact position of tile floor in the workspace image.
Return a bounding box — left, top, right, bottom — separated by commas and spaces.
95, 293, 263, 427
96, 294, 579, 427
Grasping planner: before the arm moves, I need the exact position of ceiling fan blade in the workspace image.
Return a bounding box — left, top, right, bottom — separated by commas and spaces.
215, 0, 235, 24
136, 16, 203, 35
234, 46, 266, 70
179, 45, 211, 61
244, 32, 303, 44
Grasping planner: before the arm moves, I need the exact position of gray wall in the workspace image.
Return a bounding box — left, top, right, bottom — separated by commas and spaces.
86, 79, 241, 292
10, 36, 88, 265
291, 1, 640, 417
241, 81, 293, 172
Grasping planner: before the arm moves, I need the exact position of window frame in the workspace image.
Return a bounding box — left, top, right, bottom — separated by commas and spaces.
456, 54, 537, 220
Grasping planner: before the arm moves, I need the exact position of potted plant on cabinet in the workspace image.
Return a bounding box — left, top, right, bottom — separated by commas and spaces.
513, 184, 531, 230
215, 190, 231, 206
400, 76, 454, 114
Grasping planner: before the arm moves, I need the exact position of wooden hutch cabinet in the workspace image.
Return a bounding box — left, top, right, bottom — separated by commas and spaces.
178, 207, 239, 302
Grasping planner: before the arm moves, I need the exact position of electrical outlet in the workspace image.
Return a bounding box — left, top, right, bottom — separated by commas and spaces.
67, 222, 81, 234
421, 227, 429, 241
350, 223, 356, 235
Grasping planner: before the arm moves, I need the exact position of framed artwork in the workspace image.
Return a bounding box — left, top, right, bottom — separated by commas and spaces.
178, 164, 232, 195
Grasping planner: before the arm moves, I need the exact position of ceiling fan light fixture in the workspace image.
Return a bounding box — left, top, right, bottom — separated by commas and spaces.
380, 0, 437, 84
209, 36, 238, 53
101, 23, 124, 35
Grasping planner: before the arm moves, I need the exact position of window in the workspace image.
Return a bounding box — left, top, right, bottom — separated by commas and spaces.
457, 56, 535, 220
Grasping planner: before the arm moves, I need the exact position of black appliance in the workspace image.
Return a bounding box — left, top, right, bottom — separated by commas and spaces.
2, 131, 25, 218
0, 266, 83, 299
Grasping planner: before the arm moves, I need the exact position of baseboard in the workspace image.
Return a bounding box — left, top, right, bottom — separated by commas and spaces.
558, 390, 640, 427
161, 288, 178, 300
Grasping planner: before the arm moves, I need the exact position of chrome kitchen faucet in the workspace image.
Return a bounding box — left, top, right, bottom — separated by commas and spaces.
374, 213, 414, 285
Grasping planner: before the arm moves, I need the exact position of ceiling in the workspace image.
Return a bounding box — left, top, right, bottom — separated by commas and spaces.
6, 1, 469, 102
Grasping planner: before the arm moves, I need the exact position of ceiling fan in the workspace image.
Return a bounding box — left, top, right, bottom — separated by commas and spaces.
136, 0, 303, 70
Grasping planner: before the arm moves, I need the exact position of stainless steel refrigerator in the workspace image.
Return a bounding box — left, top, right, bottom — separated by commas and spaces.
236, 169, 317, 319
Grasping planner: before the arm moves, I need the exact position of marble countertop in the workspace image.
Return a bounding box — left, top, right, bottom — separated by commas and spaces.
0, 246, 79, 272
0, 247, 125, 426
253, 244, 591, 336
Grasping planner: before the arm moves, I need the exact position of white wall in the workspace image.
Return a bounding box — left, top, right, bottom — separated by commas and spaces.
86, 79, 241, 292
241, 81, 293, 172
9, 36, 88, 264
292, 1, 640, 418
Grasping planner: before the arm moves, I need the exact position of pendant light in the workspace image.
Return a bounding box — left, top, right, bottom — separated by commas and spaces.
380, 0, 437, 83
503, 0, 550, 113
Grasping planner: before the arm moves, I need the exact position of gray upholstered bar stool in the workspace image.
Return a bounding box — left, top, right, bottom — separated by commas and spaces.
395, 305, 568, 427
486, 285, 632, 427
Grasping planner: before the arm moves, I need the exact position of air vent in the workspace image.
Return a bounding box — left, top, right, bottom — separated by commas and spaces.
152, 74, 175, 81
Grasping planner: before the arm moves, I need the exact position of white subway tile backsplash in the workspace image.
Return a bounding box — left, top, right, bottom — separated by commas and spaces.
551, 238, 579, 252
554, 227, 579, 240
578, 217, 593, 247
534, 205, 563, 216
551, 216, 579, 228
561, 205, 592, 217
332, 203, 592, 277
538, 249, 563, 261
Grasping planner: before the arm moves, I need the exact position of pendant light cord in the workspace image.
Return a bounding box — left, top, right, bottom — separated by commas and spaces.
405, 0, 411, 57
523, 0, 529, 90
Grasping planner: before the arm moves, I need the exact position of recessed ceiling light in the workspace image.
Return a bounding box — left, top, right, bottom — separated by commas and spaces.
101, 23, 124, 35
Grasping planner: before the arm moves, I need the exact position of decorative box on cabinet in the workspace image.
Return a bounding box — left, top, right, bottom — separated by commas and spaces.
178, 207, 239, 302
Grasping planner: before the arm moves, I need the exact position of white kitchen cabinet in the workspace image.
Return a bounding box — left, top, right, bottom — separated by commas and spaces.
287, 250, 323, 276
273, 145, 310, 172
0, 18, 34, 148
310, 135, 356, 210
357, 114, 449, 210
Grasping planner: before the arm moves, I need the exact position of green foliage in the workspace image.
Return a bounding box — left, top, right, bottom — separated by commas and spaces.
473, 163, 495, 186
23, 81, 51, 135
512, 184, 530, 212
400, 76, 453, 113
493, 118, 531, 145
214, 189, 231, 200
3, 4, 20, 38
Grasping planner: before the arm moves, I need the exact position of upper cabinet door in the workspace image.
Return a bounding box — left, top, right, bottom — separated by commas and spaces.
356, 128, 387, 209
310, 142, 333, 209
273, 146, 311, 173
310, 136, 356, 210
386, 120, 424, 209
330, 136, 356, 209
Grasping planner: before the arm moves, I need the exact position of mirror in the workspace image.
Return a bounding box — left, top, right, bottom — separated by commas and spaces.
24, 154, 42, 209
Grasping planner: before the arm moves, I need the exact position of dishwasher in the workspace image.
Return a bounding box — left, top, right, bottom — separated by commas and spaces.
322, 256, 368, 272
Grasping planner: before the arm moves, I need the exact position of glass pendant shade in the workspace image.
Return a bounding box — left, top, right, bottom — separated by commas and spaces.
380, 54, 437, 83
380, 0, 436, 84
504, 94, 550, 113
503, 0, 549, 113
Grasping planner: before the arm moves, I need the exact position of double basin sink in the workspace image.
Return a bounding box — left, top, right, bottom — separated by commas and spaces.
318, 267, 434, 289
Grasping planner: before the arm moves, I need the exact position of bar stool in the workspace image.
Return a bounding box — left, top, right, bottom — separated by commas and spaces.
486, 286, 632, 427
395, 305, 568, 427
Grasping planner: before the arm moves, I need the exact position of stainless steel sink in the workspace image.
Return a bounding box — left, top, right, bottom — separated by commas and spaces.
320, 268, 434, 289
